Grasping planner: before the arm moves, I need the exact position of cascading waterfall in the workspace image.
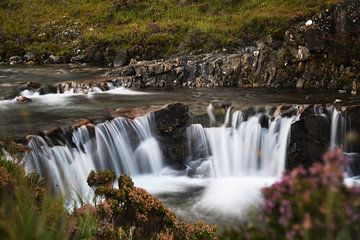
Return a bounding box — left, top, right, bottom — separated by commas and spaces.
24, 113, 163, 200
187, 111, 298, 178
330, 109, 341, 150
184, 108, 299, 218
22, 104, 307, 219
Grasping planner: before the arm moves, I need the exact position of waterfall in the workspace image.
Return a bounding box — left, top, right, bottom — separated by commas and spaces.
329, 107, 348, 151
330, 109, 341, 150
24, 113, 163, 199
187, 110, 298, 178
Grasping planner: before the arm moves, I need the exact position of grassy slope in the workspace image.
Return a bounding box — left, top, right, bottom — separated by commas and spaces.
0, 0, 339, 59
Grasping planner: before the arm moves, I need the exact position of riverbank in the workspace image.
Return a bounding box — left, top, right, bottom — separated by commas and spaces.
0, 0, 340, 66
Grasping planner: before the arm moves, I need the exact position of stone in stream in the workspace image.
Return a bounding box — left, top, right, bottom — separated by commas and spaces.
154, 103, 190, 169
15, 96, 32, 103
111, 106, 162, 119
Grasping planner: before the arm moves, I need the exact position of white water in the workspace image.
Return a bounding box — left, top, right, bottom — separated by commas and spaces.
204, 112, 297, 178
24, 114, 163, 202
0, 85, 149, 106
24, 106, 299, 220
330, 109, 341, 150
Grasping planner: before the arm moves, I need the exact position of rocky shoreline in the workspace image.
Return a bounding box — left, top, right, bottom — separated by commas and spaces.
107, 0, 359, 90
3, 0, 359, 91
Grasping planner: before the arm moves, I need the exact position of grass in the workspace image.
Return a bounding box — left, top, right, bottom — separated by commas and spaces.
0, 0, 340, 60
0, 0, 341, 60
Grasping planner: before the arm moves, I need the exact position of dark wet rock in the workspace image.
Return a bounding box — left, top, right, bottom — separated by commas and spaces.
259, 114, 269, 129
154, 102, 190, 135
154, 103, 190, 169
278, 105, 299, 118
113, 50, 129, 67
71, 54, 87, 64
15, 96, 31, 103
346, 153, 360, 177
24, 81, 42, 90
38, 85, 58, 95
24, 52, 36, 62
40, 127, 75, 148
9, 56, 23, 65
343, 106, 360, 152
287, 109, 331, 170
46, 54, 60, 64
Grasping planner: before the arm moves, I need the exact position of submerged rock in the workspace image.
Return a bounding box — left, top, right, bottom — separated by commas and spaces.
111, 106, 162, 119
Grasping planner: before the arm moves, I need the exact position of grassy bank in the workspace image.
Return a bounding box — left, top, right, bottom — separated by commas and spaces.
0, 0, 339, 62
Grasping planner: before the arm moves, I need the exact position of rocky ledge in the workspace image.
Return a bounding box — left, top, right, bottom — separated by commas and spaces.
107, 0, 359, 90
20, 102, 360, 175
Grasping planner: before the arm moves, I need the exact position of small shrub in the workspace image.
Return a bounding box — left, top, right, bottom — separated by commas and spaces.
86, 171, 216, 240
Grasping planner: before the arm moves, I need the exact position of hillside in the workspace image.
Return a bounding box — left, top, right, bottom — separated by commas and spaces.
0, 0, 339, 65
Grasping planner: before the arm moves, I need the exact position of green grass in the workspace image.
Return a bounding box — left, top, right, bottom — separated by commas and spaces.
0, 0, 339, 60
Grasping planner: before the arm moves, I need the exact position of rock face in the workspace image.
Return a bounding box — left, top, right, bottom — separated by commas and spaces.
154, 103, 190, 169
287, 105, 331, 170
108, 0, 359, 90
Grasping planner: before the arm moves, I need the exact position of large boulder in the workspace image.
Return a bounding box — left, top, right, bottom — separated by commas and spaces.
287, 106, 331, 170
154, 103, 190, 169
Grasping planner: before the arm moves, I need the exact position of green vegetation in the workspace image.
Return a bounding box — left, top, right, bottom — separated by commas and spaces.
0, 143, 68, 240
1, 142, 359, 240
0, 145, 216, 240
0, 0, 339, 62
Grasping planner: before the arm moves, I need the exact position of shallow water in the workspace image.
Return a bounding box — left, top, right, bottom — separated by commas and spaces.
1, 65, 360, 138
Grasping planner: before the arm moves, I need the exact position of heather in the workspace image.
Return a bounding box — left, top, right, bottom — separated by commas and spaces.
221, 149, 360, 240
0, 143, 216, 240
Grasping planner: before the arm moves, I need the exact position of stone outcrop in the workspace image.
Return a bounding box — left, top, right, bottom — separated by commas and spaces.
107, 0, 359, 90
154, 103, 190, 169
287, 105, 331, 170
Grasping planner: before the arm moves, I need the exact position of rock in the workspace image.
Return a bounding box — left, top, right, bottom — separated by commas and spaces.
47, 54, 60, 64
154, 103, 190, 169
346, 153, 360, 177
25, 81, 42, 90
344, 106, 360, 152
113, 50, 128, 67
71, 54, 87, 63
9, 56, 22, 65
296, 46, 310, 61
111, 106, 162, 119
15, 96, 32, 103
72, 118, 95, 130
287, 106, 331, 170
24, 52, 36, 62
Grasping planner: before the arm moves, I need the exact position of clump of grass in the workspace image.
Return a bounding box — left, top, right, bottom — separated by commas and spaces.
0, 0, 339, 61
0, 151, 68, 240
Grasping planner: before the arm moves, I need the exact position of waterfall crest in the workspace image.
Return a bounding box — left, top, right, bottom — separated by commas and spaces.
24, 114, 163, 198
187, 110, 298, 178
